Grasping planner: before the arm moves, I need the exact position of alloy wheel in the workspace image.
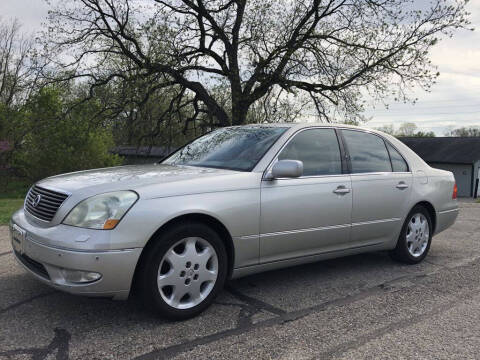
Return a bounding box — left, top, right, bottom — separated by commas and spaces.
157, 237, 218, 309
406, 213, 429, 257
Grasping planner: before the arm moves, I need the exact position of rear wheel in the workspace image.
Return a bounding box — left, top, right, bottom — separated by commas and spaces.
138, 222, 227, 320
390, 205, 432, 264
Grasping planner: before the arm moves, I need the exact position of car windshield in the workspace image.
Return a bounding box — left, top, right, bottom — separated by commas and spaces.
162, 126, 288, 171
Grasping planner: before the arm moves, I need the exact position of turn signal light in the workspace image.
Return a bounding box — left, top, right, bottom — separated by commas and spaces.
452, 183, 458, 199
103, 219, 120, 229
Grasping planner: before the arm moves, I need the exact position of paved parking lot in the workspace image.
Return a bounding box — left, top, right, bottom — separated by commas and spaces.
1, 200, 480, 359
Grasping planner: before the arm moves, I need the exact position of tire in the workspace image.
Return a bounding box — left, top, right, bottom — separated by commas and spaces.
390, 205, 433, 264
137, 221, 228, 320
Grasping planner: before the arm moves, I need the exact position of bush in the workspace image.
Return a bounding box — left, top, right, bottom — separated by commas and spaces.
10, 88, 122, 181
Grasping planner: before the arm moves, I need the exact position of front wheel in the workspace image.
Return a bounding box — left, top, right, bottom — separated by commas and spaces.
390, 205, 432, 264
138, 222, 227, 320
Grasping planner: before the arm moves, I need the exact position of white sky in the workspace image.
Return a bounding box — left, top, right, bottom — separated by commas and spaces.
1, 0, 479, 135
363, 0, 480, 135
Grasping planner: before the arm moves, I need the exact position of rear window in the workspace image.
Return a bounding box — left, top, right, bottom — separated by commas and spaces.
342, 130, 392, 173
386, 142, 409, 172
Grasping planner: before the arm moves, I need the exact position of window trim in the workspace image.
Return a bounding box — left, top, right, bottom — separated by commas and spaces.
336, 129, 352, 174
263, 126, 347, 180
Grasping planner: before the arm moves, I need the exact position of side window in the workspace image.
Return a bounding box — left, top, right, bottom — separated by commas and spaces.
342, 130, 392, 173
278, 128, 342, 176
386, 142, 409, 172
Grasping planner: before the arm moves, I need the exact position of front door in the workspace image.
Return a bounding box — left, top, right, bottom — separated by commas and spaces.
260, 128, 352, 263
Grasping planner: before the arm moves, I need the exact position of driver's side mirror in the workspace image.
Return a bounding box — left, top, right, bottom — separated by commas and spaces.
270, 160, 303, 179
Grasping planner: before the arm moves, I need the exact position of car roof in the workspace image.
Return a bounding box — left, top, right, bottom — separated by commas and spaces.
236, 122, 372, 132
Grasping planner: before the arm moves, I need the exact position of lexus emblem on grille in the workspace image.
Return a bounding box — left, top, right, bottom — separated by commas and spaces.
31, 194, 42, 207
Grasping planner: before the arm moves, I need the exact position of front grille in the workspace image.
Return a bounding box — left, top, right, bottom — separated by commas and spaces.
15, 251, 50, 279
24, 185, 69, 221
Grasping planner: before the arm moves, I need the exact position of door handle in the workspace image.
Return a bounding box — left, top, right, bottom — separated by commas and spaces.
396, 182, 409, 190
333, 186, 351, 195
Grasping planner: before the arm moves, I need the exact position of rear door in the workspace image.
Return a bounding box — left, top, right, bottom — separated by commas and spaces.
340, 130, 412, 246
259, 128, 352, 263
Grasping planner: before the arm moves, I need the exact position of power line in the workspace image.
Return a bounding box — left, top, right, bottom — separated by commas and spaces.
367, 98, 480, 105
365, 103, 480, 113
366, 110, 480, 117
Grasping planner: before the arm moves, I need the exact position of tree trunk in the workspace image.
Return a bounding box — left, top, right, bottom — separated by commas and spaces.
231, 101, 249, 125
231, 88, 249, 126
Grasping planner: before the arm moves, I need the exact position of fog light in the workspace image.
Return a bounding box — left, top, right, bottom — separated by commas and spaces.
60, 269, 102, 284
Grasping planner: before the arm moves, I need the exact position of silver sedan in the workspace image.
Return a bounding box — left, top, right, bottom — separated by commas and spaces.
10, 124, 459, 319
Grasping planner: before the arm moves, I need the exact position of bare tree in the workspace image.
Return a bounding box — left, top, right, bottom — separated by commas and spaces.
44, 0, 471, 127
397, 122, 419, 136
0, 19, 45, 175
0, 19, 42, 107
375, 122, 435, 137
246, 85, 312, 124
445, 126, 480, 137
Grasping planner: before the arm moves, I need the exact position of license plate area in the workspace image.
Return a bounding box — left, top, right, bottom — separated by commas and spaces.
11, 224, 26, 254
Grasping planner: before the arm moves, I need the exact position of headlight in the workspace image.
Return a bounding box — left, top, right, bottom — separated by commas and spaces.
63, 191, 138, 230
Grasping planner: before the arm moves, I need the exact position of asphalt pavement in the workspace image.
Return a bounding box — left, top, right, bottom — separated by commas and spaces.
1, 200, 479, 359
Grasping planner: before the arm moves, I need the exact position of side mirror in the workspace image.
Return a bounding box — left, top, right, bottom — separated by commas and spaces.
271, 160, 303, 179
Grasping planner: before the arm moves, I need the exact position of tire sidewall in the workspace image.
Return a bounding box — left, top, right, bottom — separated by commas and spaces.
141, 222, 227, 320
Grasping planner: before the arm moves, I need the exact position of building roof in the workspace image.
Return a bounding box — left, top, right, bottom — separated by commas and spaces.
399, 137, 480, 165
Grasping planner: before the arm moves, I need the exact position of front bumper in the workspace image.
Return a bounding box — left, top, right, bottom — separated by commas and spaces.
10, 210, 142, 300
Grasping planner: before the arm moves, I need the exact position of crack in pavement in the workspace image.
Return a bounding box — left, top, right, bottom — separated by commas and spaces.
0, 291, 56, 315
225, 285, 287, 316
215, 301, 258, 328
215, 286, 286, 328
0, 328, 71, 360
133, 257, 480, 360
0, 250, 12, 257
133, 281, 399, 359
314, 287, 480, 360
422, 258, 447, 268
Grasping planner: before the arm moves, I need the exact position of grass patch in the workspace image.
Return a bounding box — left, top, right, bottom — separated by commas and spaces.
0, 177, 30, 199
0, 177, 29, 225
0, 198, 24, 225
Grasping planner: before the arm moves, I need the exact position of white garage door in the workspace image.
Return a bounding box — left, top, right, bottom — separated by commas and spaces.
429, 163, 472, 197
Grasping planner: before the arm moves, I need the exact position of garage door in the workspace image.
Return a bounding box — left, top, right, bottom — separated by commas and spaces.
429, 163, 472, 197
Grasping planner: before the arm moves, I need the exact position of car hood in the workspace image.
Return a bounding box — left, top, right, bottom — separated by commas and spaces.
36, 164, 250, 198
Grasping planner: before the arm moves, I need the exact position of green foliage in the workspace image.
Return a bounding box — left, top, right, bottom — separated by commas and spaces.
0, 177, 30, 199
8, 87, 122, 181
110, 83, 202, 150
413, 131, 436, 138
0, 198, 24, 225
